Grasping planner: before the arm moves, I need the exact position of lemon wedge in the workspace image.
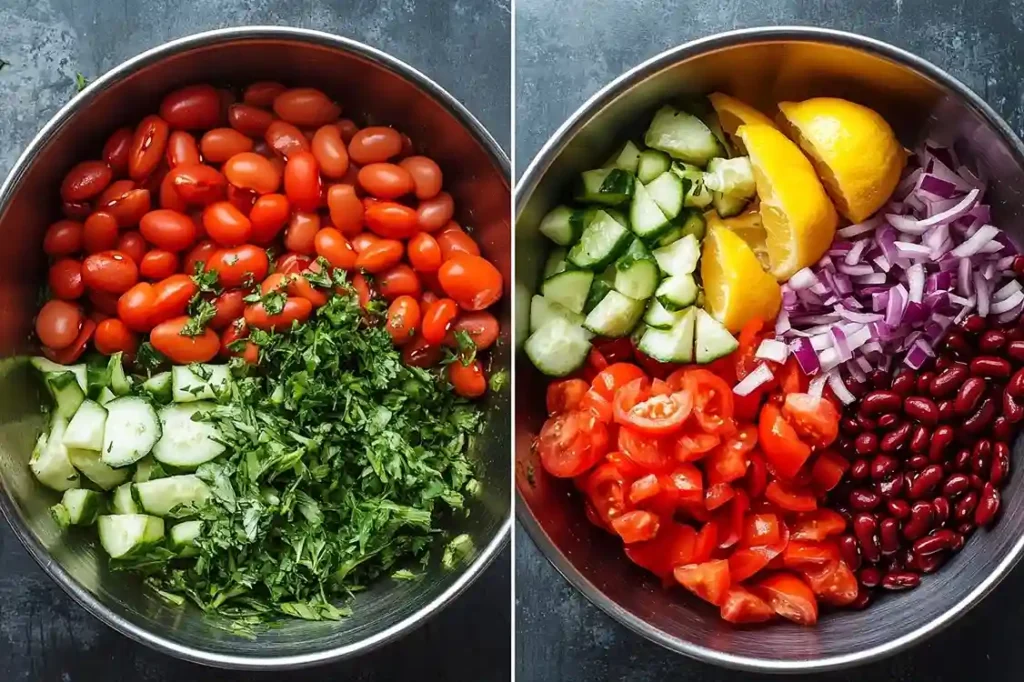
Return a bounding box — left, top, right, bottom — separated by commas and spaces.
701, 223, 782, 334
707, 92, 776, 153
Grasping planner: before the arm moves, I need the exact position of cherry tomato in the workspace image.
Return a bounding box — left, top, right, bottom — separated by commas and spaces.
420, 298, 458, 344
326, 184, 364, 236
799, 560, 859, 607
546, 379, 589, 415
103, 127, 133, 176
48, 259, 85, 301
354, 238, 403, 273
751, 572, 818, 625
43, 220, 84, 256
165, 164, 226, 206
436, 222, 481, 258
150, 316, 219, 363
200, 201, 252, 247
138, 209, 196, 252
589, 363, 646, 401
41, 318, 95, 365
613, 377, 693, 436
94, 318, 137, 356
351, 233, 379, 254
673, 369, 736, 436
404, 232, 441, 273
436, 254, 502, 311
265, 120, 310, 158
623, 522, 698, 578
448, 359, 487, 398
348, 127, 402, 165
384, 295, 420, 345
198, 128, 253, 163
128, 115, 170, 182
260, 272, 289, 295
444, 310, 500, 351
283, 211, 320, 255
674, 560, 731, 606
243, 81, 286, 108
149, 273, 197, 325
160, 84, 221, 130
81, 250, 138, 294
273, 87, 340, 127
184, 239, 218, 275
220, 319, 259, 363
398, 156, 443, 200
416, 192, 455, 232
782, 393, 840, 449
82, 211, 119, 253
720, 587, 775, 624
810, 450, 849, 493
286, 271, 328, 308
759, 403, 813, 479
314, 227, 357, 269
248, 193, 290, 244
611, 510, 661, 544
61, 160, 112, 202
357, 163, 414, 199
537, 410, 609, 478
36, 300, 82, 349
378, 264, 421, 300
358, 200, 415, 240
228, 103, 275, 137
206, 245, 270, 288
311, 124, 350, 179
333, 119, 357, 143
244, 296, 313, 331
282, 151, 322, 211
618, 426, 673, 472
113, 232, 146, 268
115, 282, 155, 332
138, 249, 179, 280
275, 252, 314, 276
223, 152, 282, 195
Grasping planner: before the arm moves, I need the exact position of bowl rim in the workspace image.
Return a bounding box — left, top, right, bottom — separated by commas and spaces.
0, 25, 511, 670
515, 25, 1024, 673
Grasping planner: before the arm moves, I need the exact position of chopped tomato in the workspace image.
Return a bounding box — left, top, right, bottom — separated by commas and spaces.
810, 450, 849, 492
674, 560, 731, 606
631, 343, 677, 379
579, 388, 613, 423
680, 369, 736, 435
752, 572, 819, 625
777, 357, 808, 394
720, 587, 775, 624
693, 520, 719, 563
800, 561, 859, 607
742, 513, 782, 547
583, 462, 630, 529
728, 521, 790, 582
605, 450, 646, 479
705, 426, 756, 486
744, 451, 768, 499
624, 522, 697, 578
790, 509, 846, 541
618, 426, 674, 472
704, 482, 735, 511
629, 473, 661, 504
782, 393, 840, 448
765, 480, 817, 512
592, 336, 635, 363
715, 489, 749, 549
658, 464, 703, 507
591, 362, 645, 401
583, 346, 609, 381
546, 378, 589, 415
782, 540, 840, 568
611, 510, 661, 543
675, 430, 721, 462
734, 317, 765, 380
537, 410, 609, 478
613, 378, 693, 436
759, 403, 812, 479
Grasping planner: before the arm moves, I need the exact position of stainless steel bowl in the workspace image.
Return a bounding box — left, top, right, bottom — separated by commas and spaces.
515, 26, 1024, 672
0, 26, 510, 669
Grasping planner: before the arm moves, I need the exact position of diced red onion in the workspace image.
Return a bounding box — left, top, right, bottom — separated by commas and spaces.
974, 271, 991, 317
755, 339, 789, 363
991, 290, 1024, 315
951, 224, 1000, 258
993, 280, 1022, 302
838, 215, 884, 238
827, 370, 856, 405
808, 372, 828, 397
788, 267, 818, 290
733, 363, 775, 396
790, 338, 820, 375
845, 239, 869, 265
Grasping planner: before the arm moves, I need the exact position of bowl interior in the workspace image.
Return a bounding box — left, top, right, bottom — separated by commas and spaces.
0, 29, 510, 667
515, 31, 1024, 670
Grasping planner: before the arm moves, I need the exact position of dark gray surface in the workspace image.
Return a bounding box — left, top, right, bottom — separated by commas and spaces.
515, 1, 1024, 681
0, 1, 510, 681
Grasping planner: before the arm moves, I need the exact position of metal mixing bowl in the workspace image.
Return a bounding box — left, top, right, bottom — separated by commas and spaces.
0, 26, 510, 669
515, 26, 1024, 672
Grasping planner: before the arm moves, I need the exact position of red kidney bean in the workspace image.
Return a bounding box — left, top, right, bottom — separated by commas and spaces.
955, 492, 979, 522
979, 329, 1007, 353
909, 425, 931, 453
887, 499, 911, 519
850, 489, 882, 511
903, 501, 934, 540
903, 397, 939, 425
936, 355, 954, 371
991, 442, 1011, 487
927, 425, 955, 463
994, 415, 1013, 441
972, 439, 992, 476
891, 370, 915, 396
850, 458, 871, 480
871, 455, 899, 480
930, 363, 969, 397
907, 455, 929, 470
913, 529, 954, 556
949, 532, 965, 553
961, 314, 986, 334
853, 513, 881, 564
876, 474, 906, 499
915, 372, 936, 395
841, 416, 861, 435
882, 571, 921, 590
877, 413, 900, 429
908, 465, 944, 500
857, 414, 878, 431
854, 432, 878, 456
975, 483, 1001, 527
850, 590, 873, 610
937, 399, 955, 422
836, 437, 855, 459
932, 497, 951, 526
1008, 340, 1024, 362
944, 330, 972, 354
862, 390, 902, 415
880, 423, 912, 452
1008, 369, 1024, 397
954, 378, 986, 415
971, 356, 1012, 378
953, 448, 972, 471
870, 370, 890, 389
971, 474, 986, 490
1003, 388, 1024, 424
859, 566, 882, 587
942, 473, 971, 498
879, 518, 901, 555
915, 553, 946, 573
963, 397, 996, 435
837, 534, 862, 570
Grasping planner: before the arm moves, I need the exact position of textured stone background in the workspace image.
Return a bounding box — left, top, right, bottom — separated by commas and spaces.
0, 1, 510, 680
516, 1, 1024, 680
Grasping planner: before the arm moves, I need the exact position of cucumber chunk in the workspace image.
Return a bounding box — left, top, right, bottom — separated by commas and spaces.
671, 162, 714, 209
62, 399, 108, 451
652, 234, 701, 276
171, 364, 231, 403
46, 371, 86, 420
133, 456, 163, 483
637, 149, 671, 184
141, 371, 172, 404
541, 269, 594, 315
31, 358, 87, 392
584, 290, 646, 338
645, 106, 725, 166
135, 474, 211, 517
169, 520, 203, 557
706, 157, 755, 218
542, 247, 571, 280
646, 172, 685, 219
583, 267, 616, 314
695, 308, 739, 363
101, 397, 161, 468
538, 205, 584, 246
604, 140, 642, 173
97, 387, 117, 406
573, 168, 635, 206
639, 307, 697, 363
97, 514, 165, 559
567, 210, 633, 270
152, 402, 225, 469
111, 482, 139, 514
655, 275, 699, 311
525, 317, 592, 377
677, 209, 707, 241
51, 489, 105, 528
68, 448, 130, 490
614, 240, 659, 300
29, 417, 80, 492
644, 299, 686, 329
529, 295, 585, 334
108, 353, 132, 396
629, 181, 673, 241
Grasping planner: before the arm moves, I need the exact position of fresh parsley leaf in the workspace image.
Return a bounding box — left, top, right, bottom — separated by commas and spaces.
441, 534, 474, 570
304, 258, 334, 288
261, 289, 286, 316
135, 342, 167, 373
191, 264, 221, 294
180, 298, 217, 337
452, 330, 477, 366
488, 368, 508, 392
74, 72, 89, 92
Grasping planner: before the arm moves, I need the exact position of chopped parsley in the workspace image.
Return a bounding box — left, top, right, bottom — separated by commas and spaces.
180, 298, 217, 337
135, 342, 167, 373
442, 330, 477, 367
488, 368, 509, 393
74, 72, 89, 91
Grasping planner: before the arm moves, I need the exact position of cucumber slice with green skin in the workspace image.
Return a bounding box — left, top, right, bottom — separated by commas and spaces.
111, 482, 139, 514
46, 371, 86, 420
629, 181, 673, 242
86, 357, 112, 399
68, 448, 130, 490
652, 234, 700, 276
567, 210, 633, 271
542, 247, 571, 280
656, 275, 699, 311
644, 298, 687, 329
614, 240, 659, 300
62, 399, 108, 451
706, 157, 755, 218
713, 192, 752, 218
541, 269, 593, 315
97, 514, 165, 559
695, 308, 740, 364
646, 172, 685, 219
604, 140, 642, 173
31, 358, 87, 392
135, 474, 211, 517
584, 290, 646, 338
29, 417, 81, 491
583, 267, 616, 314
573, 168, 635, 206
677, 209, 707, 241
97, 387, 117, 406
171, 364, 231, 403
101, 397, 161, 468
639, 307, 697, 363
654, 225, 682, 247
525, 317, 592, 377
51, 489, 105, 528
529, 295, 585, 334
538, 205, 584, 246
169, 520, 203, 558
604, 207, 629, 228
108, 353, 132, 396
152, 402, 226, 469
141, 372, 172, 404
637, 149, 671, 184
671, 162, 714, 209
132, 456, 164, 483
644, 106, 725, 166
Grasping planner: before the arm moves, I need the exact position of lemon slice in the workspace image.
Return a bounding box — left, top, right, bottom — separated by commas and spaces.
736, 123, 838, 280
707, 92, 776, 153
777, 97, 906, 223
705, 207, 769, 270
701, 223, 782, 334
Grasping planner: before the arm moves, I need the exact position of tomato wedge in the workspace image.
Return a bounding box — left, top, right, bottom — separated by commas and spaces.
728, 520, 790, 582
720, 587, 775, 624
591, 362, 646, 401
675, 430, 721, 462
765, 480, 817, 512
782, 393, 840, 448
537, 410, 609, 478
790, 509, 847, 541
618, 426, 674, 472
672, 369, 736, 435
657, 463, 704, 507
579, 388, 613, 423
546, 378, 589, 415
611, 510, 661, 543
752, 572, 819, 625
583, 462, 629, 529
810, 449, 849, 492
613, 378, 693, 436
704, 482, 735, 511
800, 561, 859, 607
624, 522, 697, 578
742, 513, 782, 547
629, 473, 661, 504
674, 560, 731, 606
781, 540, 840, 568
693, 520, 719, 563
759, 403, 812, 479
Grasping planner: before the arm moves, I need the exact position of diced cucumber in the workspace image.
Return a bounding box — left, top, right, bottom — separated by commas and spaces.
629, 181, 673, 241
31, 358, 87, 392
584, 267, 616, 314
644, 106, 725, 166
652, 234, 700, 276
141, 372, 172, 404
706, 157, 755, 218
101, 397, 161, 468
539, 205, 585, 246
644, 299, 686, 329
584, 290, 646, 338
542, 247, 571, 279
671, 162, 714, 209
46, 371, 86, 420
630, 321, 648, 347
614, 240, 659, 300
655, 275, 699, 311
713, 192, 753, 218
171, 364, 231, 403
62, 400, 107, 451
529, 295, 585, 333
637, 149, 671, 184
108, 353, 132, 396
68, 448, 130, 490
169, 520, 203, 558
567, 210, 633, 270
97, 514, 165, 559
29, 417, 80, 492
695, 308, 739, 364
604, 207, 629, 228
135, 475, 211, 517
152, 402, 225, 469
111, 482, 139, 514
97, 387, 117, 406
541, 269, 594, 315
639, 307, 697, 363
51, 489, 105, 528
86, 357, 112, 399
654, 225, 682, 247
573, 168, 635, 206
646, 172, 684, 219
604, 140, 642, 173
525, 318, 592, 377
677, 209, 707, 241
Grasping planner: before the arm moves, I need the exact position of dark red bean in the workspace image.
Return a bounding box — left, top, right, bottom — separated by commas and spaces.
907, 454, 929, 470
956, 521, 976, 537
903, 501, 934, 540
853, 513, 881, 564
856, 414, 877, 432
975, 482, 1001, 527
909, 424, 931, 453
837, 534, 862, 570
836, 436, 856, 459
849, 590, 873, 609
1003, 388, 1024, 424
955, 491, 979, 522
882, 571, 921, 590
1008, 368, 1024, 397
850, 459, 870, 480
942, 473, 971, 498
1008, 340, 1024, 362
891, 370, 916, 396
870, 370, 890, 389
994, 415, 1013, 441
991, 442, 1011, 487
971, 356, 1012, 378
876, 474, 906, 499
860, 566, 882, 587
877, 413, 900, 429
887, 499, 911, 519
854, 432, 878, 456
913, 529, 954, 556
861, 390, 902, 415
949, 532, 965, 553
972, 439, 992, 476
903, 396, 939, 425
938, 399, 955, 421
927, 425, 954, 462
916, 372, 936, 395
954, 378, 986, 416
932, 497, 951, 526
936, 356, 953, 371
944, 330, 972, 354
930, 364, 969, 397
879, 518, 901, 555
841, 416, 861, 435
849, 489, 882, 511
914, 553, 946, 573
979, 329, 1007, 353
953, 448, 972, 471
908, 465, 944, 500
971, 474, 986, 491
963, 397, 996, 435
880, 423, 912, 452
843, 374, 868, 399
870, 455, 899, 480
961, 314, 987, 334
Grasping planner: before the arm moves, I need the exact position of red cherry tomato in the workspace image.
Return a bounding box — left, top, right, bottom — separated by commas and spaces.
201, 201, 253, 247
200, 128, 254, 163
385, 295, 421, 345
354, 238, 403, 274
103, 127, 133, 176
150, 316, 220, 363
283, 151, 322, 212
248, 193, 290, 244
421, 298, 459, 344
437, 254, 502, 311
94, 318, 138, 356
275, 252, 314, 276
364, 202, 419, 239
377, 264, 421, 300
444, 310, 500, 351
720, 587, 775, 624
759, 403, 813, 479
537, 410, 609, 478
138, 249, 179, 280
612, 377, 693, 437
265, 120, 310, 158
283, 211, 320, 255
401, 333, 442, 367
48, 259, 85, 300
80, 211, 118, 254
43, 220, 84, 256
399, 156, 443, 199
82, 250, 139, 294
751, 572, 819, 625
244, 296, 313, 331
416, 192, 454, 232
314, 227, 357, 269
674, 560, 731, 606
36, 300, 82, 349
139, 209, 197, 251
407, 232, 443, 273
546, 379, 589, 416
150, 274, 197, 325
448, 359, 488, 398
41, 319, 95, 365
311, 125, 350, 179
436, 222, 480, 258
128, 115, 170, 181
357, 163, 415, 199
326, 184, 364, 236
206, 245, 270, 288
220, 319, 259, 363
611, 510, 661, 544
782, 393, 840, 449
243, 81, 286, 108
183, 239, 218, 275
